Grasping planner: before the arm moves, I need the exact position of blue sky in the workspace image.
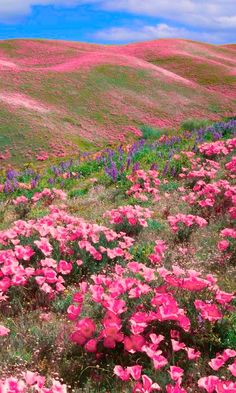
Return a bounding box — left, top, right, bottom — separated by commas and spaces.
0, 1, 235, 44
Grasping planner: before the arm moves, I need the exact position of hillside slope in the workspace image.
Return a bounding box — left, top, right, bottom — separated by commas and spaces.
0, 38, 235, 165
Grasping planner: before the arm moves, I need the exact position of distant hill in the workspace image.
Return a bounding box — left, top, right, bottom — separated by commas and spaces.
0, 38, 235, 166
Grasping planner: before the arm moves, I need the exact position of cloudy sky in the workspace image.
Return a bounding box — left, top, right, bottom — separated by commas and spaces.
0, 0, 235, 44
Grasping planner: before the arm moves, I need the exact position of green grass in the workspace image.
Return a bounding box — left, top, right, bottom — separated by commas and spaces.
140, 125, 165, 139
180, 118, 211, 131
150, 55, 236, 86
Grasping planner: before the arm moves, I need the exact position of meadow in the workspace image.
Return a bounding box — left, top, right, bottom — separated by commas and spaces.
0, 38, 236, 167
0, 118, 235, 392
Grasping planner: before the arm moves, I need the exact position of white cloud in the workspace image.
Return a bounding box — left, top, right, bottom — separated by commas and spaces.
101, 0, 236, 30
0, 0, 234, 44
0, 0, 235, 29
95, 24, 189, 42
94, 23, 230, 44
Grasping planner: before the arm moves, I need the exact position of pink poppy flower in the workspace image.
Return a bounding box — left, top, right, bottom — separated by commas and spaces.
0, 324, 10, 336
114, 366, 130, 381
228, 360, 236, 377
133, 375, 161, 392
198, 376, 219, 393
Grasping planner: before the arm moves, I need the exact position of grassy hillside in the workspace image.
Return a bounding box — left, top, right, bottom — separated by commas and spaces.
0, 38, 235, 166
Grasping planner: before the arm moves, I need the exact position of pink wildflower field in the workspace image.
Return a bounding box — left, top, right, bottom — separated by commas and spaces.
0, 124, 235, 393
0, 38, 235, 166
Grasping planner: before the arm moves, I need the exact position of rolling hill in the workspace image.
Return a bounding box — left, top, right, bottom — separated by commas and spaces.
0, 38, 235, 166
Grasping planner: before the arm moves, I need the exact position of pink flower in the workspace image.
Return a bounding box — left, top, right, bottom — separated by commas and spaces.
67, 305, 81, 321
217, 240, 229, 252
209, 356, 226, 371
198, 376, 219, 393
215, 290, 234, 304
0, 324, 10, 336
133, 375, 161, 392
57, 260, 72, 275
34, 238, 53, 256
171, 339, 186, 352
39, 312, 52, 322
185, 347, 201, 360
124, 335, 146, 353
13, 196, 28, 205
166, 385, 187, 393
76, 318, 96, 338
194, 300, 222, 322
228, 360, 236, 377
114, 366, 130, 381
169, 366, 184, 383
127, 365, 142, 381
84, 339, 98, 353
23, 371, 40, 386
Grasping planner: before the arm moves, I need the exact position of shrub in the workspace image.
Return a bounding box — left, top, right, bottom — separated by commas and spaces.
181, 118, 210, 132
104, 205, 153, 236
140, 125, 164, 140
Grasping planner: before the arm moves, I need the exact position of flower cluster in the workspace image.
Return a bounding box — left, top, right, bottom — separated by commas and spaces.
67, 260, 235, 392
217, 228, 236, 261
225, 155, 236, 175
104, 205, 153, 229
199, 138, 236, 157
181, 179, 236, 214
167, 213, 207, 232
0, 371, 67, 393
0, 207, 134, 297
126, 170, 161, 201
179, 158, 220, 181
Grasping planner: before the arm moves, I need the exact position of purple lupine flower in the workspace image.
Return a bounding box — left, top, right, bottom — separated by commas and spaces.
132, 162, 140, 173
126, 157, 131, 170
4, 181, 14, 193
171, 167, 177, 177
6, 169, 17, 181
150, 163, 158, 171
31, 179, 38, 189
48, 178, 54, 185
162, 162, 169, 177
